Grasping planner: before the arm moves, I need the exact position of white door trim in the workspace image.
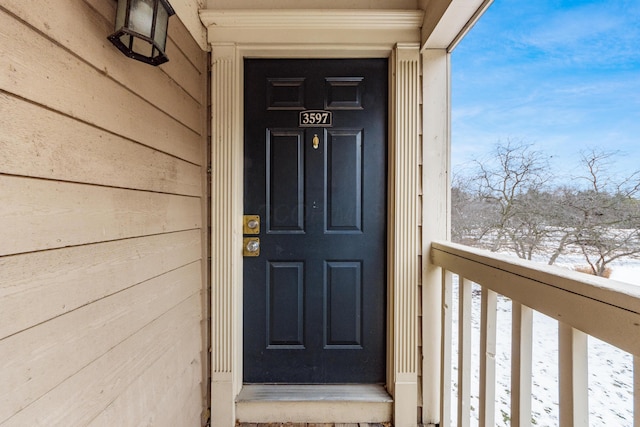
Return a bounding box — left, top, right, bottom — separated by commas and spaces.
202, 10, 422, 426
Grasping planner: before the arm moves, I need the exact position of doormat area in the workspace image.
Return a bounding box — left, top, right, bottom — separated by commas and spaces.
237, 424, 392, 427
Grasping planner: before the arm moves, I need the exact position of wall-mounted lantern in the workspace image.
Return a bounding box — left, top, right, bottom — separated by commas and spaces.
107, 0, 175, 66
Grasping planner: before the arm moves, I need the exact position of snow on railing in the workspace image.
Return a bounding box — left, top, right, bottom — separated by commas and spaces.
431, 240, 640, 427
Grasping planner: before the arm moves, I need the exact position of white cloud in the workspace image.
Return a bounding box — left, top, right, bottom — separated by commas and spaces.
509, 3, 640, 68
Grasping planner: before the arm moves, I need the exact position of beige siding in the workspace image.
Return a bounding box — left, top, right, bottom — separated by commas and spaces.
0, 0, 208, 425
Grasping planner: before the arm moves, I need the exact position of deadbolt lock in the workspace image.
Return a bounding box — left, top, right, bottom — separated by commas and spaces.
243, 237, 260, 257
243, 215, 260, 234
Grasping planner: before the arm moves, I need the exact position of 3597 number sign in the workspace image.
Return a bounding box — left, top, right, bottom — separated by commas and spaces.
299, 110, 333, 127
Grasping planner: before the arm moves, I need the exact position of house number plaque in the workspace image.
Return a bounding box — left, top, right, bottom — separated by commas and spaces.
299, 110, 332, 127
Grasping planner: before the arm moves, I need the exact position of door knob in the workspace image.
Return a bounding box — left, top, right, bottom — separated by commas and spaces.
243, 237, 260, 257
243, 215, 260, 234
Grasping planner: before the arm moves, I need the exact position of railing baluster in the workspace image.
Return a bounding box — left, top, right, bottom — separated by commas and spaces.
432, 241, 640, 427
558, 322, 588, 427
511, 302, 533, 427
479, 288, 497, 427
635, 355, 639, 427
457, 277, 472, 427
441, 270, 453, 427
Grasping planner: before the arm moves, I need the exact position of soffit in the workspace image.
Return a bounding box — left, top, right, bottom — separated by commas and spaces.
421, 0, 493, 51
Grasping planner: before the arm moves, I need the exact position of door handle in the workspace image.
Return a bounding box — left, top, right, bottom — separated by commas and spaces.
243, 237, 260, 257
243, 215, 260, 234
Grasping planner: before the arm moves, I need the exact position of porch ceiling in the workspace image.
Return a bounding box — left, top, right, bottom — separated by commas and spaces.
197, 0, 492, 51
421, 0, 493, 51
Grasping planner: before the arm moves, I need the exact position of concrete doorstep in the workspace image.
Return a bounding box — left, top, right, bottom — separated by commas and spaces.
237, 424, 392, 427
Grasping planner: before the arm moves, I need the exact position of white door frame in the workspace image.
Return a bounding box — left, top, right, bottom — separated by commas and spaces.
201, 9, 423, 426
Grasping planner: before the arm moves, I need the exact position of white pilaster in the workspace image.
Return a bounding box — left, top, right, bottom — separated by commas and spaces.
210, 43, 243, 427
390, 43, 421, 427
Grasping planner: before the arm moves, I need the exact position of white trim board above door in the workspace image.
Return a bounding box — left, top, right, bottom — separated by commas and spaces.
200, 9, 423, 47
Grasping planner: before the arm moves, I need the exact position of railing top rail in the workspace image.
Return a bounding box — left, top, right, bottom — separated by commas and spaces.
431, 240, 640, 356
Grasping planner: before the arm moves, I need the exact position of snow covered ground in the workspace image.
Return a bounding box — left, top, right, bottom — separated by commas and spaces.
448, 258, 639, 426
609, 262, 640, 286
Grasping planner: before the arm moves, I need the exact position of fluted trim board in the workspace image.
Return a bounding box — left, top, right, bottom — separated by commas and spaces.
390, 43, 421, 427
210, 44, 242, 427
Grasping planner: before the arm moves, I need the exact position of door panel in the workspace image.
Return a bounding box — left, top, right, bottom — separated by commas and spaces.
266, 129, 305, 232
325, 129, 363, 232
244, 59, 387, 383
267, 261, 304, 348
325, 261, 362, 348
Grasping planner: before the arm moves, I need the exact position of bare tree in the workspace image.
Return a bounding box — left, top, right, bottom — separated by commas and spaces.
451, 174, 496, 246
565, 150, 640, 276
452, 144, 640, 275
505, 189, 556, 260
544, 187, 576, 266
468, 139, 553, 259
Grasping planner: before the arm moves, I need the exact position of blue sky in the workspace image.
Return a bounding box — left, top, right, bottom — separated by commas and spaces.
451, 0, 640, 179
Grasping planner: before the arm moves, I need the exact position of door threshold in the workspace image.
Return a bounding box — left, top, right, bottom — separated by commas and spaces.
236, 384, 393, 424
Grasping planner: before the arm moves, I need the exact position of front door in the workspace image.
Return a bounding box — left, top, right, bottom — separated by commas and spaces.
243, 59, 387, 383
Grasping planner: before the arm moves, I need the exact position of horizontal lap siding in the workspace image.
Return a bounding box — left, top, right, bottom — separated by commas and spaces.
0, 1, 207, 426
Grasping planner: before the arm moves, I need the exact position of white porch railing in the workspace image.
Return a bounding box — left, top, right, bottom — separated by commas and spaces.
431, 241, 640, 427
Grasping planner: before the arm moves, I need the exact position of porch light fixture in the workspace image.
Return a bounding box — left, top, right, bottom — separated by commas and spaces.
107, 0, 175, 66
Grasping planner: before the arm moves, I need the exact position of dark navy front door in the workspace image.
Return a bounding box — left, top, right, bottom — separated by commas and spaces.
243, 59, 387, 383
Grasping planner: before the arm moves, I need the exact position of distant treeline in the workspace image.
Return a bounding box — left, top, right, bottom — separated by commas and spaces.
452, 140, 640, 276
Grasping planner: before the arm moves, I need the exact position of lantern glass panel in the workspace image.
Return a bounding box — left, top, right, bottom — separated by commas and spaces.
132, 37, 154, 58
119, 33, 132, 50
115, 0, 128, 31
129, 0, 154, 37
154, 4, 169, 51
